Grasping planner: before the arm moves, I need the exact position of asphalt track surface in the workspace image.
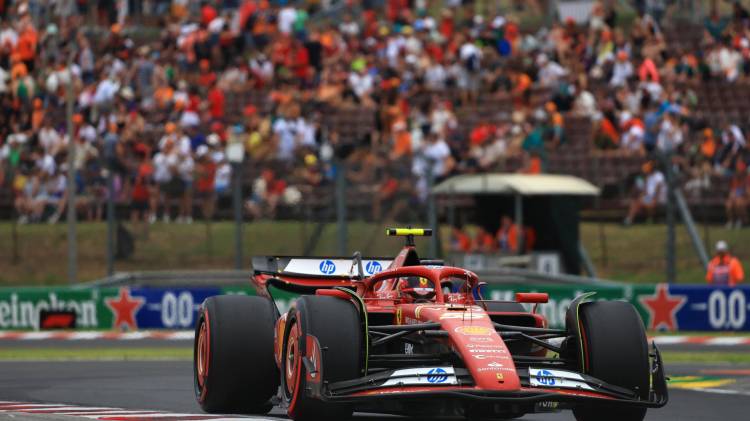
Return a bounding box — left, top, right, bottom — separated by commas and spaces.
0, 342, 748, 420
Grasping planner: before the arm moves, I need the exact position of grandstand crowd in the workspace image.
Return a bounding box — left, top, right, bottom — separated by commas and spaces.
0, 0, 749, 234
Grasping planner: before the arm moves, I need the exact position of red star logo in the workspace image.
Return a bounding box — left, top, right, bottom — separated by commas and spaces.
105, 288, 145, 330
638, 283, 686, 331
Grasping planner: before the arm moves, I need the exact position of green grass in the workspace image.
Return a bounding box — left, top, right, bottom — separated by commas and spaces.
0, 347, 192, 361
661, 352, 750, 365
0, 221, 747, 285
1, 346, 746, 365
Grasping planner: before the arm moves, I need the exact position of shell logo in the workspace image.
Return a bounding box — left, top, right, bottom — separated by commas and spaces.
454, 326, 493, 336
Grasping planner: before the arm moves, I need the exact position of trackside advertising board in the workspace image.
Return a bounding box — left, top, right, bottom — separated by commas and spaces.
0, 284, 748, 332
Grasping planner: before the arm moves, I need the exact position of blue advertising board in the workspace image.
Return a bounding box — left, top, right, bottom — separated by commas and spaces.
637, 284, 750, 332
129, 287, 223, 330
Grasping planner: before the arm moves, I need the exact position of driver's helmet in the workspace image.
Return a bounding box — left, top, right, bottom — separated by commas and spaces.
403, 276, 434, 297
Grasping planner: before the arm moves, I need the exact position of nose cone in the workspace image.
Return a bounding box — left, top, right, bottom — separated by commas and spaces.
421, 306, 521, 390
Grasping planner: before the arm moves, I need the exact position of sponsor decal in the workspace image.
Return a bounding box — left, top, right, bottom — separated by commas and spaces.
427, 368, 448, 383
487, 361, 505, 367
536, 401, 560, 410
534, 369, 556, 386
381, 367, 458, 387
473, 354, 504, 360
466, 343, 504, 349
440, 312, 486, 320
404, 343, 414, 355
404, 317, 420, 325
455, 326, 492, 336
365, 260, 383, 275
468, 336, 494, 342
528, 368, 593, 391
0, 291, 99, 330
469, 349, 506, 353
319, 260, 336, 275
105, 288, 145, 330
638, 283, 687, 331
477, 366, 516, 373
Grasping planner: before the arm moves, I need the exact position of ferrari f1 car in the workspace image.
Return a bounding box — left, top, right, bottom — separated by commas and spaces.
194, 228, 667, 420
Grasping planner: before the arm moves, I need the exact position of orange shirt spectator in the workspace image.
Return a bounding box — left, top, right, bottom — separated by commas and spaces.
16, 27, 37, 63
525, 156, 543, 174
706, 241, 745, 287
31, 98, 44, 130
700, 128, 717, 160
497, 216, 537, 253
390, 121, 411, 159
450, 226, 472, 253
473, 228, 497, 252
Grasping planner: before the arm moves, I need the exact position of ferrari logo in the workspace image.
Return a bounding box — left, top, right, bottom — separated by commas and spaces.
395, 307, 403, 324
419, 278, 429, 287
496, 373, 504, 383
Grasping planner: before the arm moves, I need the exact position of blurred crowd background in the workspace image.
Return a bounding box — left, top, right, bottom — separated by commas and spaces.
0, 0, 748, 234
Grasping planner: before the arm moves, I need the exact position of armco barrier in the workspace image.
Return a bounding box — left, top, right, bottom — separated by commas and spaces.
0, 284, 748, 332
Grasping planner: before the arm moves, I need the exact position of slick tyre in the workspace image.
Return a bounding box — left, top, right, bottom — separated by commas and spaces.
194, 295, 279, 414
572, 301, 649, 421
282, 295, 362, 421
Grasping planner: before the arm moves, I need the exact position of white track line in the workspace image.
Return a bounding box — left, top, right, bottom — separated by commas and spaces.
0, 401, 275, 420
705, 337, 750, 346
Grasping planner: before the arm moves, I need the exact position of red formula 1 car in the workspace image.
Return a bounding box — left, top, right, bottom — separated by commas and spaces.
193, 228, 667, 421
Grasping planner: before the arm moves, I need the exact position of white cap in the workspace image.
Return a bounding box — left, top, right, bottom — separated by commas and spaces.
716, 240, 729, 252
196, 145, 209, 157
207, 134, 221, 146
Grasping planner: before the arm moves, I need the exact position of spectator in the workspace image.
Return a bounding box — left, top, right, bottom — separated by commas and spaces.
473, 226, 496, 253
624, 161, 666, 225
245, 168, 286, 219
194, 145, 217, 221
495, 215, 536, 253
726, 161, 749, 229
130, 147, 154, 229
706, 241, 745, 287
449, 223, 472, 253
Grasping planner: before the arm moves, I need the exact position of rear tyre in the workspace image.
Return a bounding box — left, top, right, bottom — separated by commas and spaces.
282, 295, 362, 421
571, 301, 649, 421
194, 295, 279, 414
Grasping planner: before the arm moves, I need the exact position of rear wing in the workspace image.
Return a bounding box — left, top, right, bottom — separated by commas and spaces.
251, 256, 394, 278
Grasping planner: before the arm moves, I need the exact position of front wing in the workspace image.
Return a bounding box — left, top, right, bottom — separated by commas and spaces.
311, 345, 668, 416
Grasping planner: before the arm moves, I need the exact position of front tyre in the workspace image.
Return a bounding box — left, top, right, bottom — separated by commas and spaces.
282, 295, 362, 421
194, 295, 279, 414
572, 301, 649, 421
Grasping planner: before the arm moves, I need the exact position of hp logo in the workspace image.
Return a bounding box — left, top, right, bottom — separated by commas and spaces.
535, 370, 555, 386
319, 260, 336, 275
365, 261, 383, 275
426, 368, 448, 383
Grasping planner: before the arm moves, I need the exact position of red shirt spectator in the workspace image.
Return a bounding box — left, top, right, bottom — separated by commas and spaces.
207, 86, 225, 120
201, 4, 218, 27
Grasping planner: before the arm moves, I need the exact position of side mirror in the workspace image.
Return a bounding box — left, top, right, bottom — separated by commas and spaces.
515, 292, 549, 304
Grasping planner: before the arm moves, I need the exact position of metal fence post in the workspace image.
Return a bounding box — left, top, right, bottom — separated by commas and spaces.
66, 47, 77, 284
232, 162, 243, 270
336, 160, 347, 256
106, 166, 115, 276
427, 162, 438, 258
662, 152, 676, 284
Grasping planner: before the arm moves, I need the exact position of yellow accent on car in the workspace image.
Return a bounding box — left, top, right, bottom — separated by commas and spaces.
386, 228, 433, 236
